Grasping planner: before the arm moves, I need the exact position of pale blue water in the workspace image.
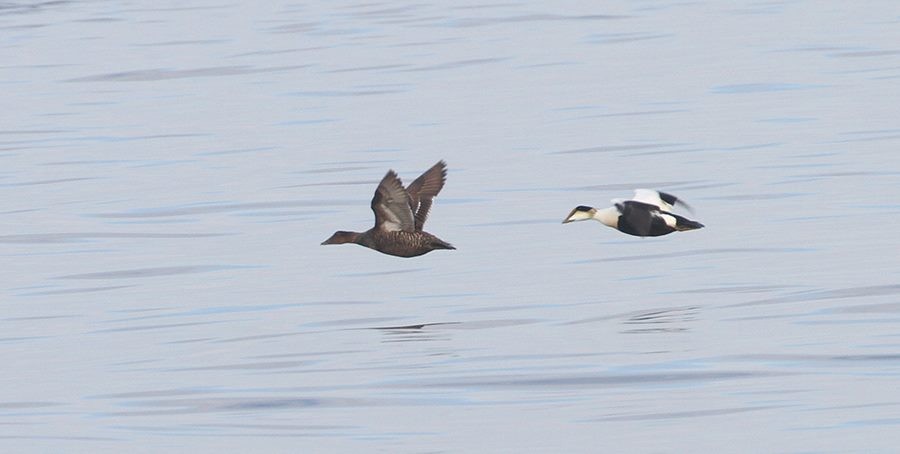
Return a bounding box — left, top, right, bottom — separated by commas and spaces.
2, 1, 900, 452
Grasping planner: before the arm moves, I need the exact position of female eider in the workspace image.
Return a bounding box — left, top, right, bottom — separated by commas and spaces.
562, 189, 704, 237
321, 161, 455, 257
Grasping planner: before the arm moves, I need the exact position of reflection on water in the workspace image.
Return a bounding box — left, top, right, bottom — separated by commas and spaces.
621, 306, 697, 334
2, 0, 900, 452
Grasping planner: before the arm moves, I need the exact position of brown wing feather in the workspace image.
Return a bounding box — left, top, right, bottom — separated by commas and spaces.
405, 161, 447, 231
370, 170, 415, 232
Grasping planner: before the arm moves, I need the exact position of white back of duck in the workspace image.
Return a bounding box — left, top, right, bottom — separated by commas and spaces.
631, 189, 673, 211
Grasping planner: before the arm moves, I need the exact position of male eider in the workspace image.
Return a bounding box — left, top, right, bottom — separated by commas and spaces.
562, 189, 704, 237
321, 161, 455, 257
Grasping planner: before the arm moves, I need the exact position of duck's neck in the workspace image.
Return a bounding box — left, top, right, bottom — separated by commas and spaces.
355, 230, 376, 248
593, 207, 619, 228
334, 231, 364, 245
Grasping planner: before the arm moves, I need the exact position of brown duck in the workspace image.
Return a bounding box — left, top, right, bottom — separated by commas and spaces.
321, 161, 455, 257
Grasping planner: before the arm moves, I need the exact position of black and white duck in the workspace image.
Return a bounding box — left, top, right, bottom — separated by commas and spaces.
563, 189, 704, 237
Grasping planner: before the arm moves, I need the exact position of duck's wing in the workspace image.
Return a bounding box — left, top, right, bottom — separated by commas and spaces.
371, 170, 415, 232
615, 200, 659, 236
631, 189, 693, 213
404, 160, 447, 231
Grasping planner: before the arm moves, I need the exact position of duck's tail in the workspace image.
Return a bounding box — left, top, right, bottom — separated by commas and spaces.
431, 238, 456, 250
673, 214, 704, 231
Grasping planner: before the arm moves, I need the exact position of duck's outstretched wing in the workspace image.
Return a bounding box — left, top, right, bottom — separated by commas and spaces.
631, 188, 693, 213
371, 170, 415, 232
405, 160, 447, 231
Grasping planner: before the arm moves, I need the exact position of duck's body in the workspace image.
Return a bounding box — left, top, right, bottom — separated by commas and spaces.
322, 161, 455, 258
353, 230, 454, 257
563, 189, 704, 237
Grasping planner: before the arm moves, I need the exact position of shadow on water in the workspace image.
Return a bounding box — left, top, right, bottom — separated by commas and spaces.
364, 319, 543, 343
369, 322, 460, 343
370, 322, 460, 330
563, 305, 698, 333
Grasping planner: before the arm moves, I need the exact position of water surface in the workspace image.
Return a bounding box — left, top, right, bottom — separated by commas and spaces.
2, 1, 900, 452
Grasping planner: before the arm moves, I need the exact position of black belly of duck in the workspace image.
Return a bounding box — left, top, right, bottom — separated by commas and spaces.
617, 215, 674, 237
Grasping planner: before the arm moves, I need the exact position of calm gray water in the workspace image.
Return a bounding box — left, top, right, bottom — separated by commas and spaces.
3, 1, 900, 452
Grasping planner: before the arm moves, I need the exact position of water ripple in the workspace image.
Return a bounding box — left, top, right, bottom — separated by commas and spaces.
438, 13, 628, 28
574, 248, 811, 264
390, 370, 784, 389
0, 232, 230, 244
90, 200, 356, 218
396, 57, 508, 72
711, 83, 826, 94
730, 284, 900, 308
102, 396, 450, 417
586, 405, 786, 422
550, 143, 686, 155
55, 265, 252, 280
66, 65, 308, 82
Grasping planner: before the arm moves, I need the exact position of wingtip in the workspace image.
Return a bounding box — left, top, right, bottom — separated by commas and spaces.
435, 160, 448, 178
380, 169, 404, 188
381, 169, 398, 181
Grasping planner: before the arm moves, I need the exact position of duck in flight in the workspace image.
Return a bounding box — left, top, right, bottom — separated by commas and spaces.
562, 189, 704, 237
321, 161, 455, 257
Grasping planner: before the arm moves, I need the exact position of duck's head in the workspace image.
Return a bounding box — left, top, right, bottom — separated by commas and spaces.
321, 231, 360, 245
562, 205, 596, 223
